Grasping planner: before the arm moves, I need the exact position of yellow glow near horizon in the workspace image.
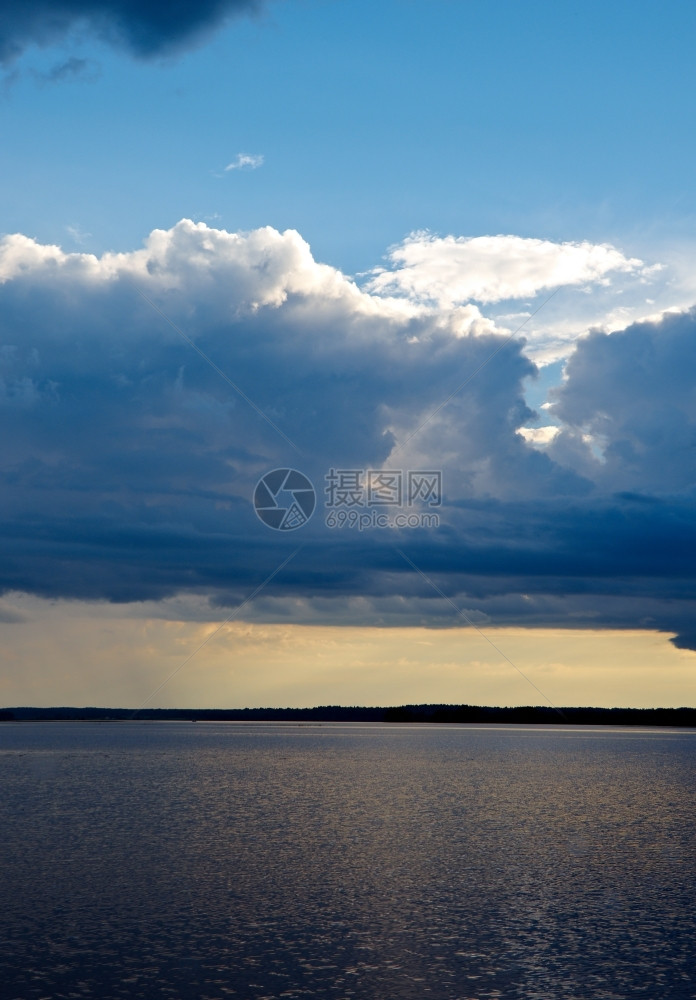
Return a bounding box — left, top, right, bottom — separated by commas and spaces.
0, 594, 693, 709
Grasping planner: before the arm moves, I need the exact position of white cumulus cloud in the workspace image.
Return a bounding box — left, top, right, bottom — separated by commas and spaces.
366, 232, 647, 307
1, 220, 696, 650
517, 425, 561, 447
224, 152, 264, 171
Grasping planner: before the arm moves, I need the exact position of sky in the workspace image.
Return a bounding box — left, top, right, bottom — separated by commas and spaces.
1, 0, 695, 709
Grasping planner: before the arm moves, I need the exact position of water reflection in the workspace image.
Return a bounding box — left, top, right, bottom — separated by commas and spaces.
0, 723, 694, 999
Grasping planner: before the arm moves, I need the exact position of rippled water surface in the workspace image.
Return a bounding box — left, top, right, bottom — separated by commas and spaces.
1, 722, 694, 1000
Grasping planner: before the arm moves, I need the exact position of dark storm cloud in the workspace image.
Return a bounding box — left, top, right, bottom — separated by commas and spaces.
549, 306, 696, 494
1, 221, 695, 653
0, 0, 267, 64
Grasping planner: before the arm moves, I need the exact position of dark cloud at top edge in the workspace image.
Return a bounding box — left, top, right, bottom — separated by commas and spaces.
0, 0, 268, 65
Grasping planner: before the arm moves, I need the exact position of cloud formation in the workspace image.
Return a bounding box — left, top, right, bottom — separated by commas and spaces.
225, 153, 264, 171
33, 55, 100, 83
0, 220, 695, 654
362, 233, 681, 365
549, 307, 696, 493
366, 233, 647, 307
0, 0, 268, 64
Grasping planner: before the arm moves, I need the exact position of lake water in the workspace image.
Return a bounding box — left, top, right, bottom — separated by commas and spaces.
0, 722, 694, 1000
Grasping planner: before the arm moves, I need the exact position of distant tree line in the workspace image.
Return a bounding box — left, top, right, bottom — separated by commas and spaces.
1, 704, 694, 726
382, 704, 696, 726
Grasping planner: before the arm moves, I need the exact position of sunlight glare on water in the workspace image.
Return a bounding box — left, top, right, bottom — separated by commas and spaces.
0, 722, 694, 1000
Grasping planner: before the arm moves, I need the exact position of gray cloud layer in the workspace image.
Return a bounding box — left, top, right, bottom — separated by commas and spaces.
1, 221, 695, 652
0, 0, 267, 63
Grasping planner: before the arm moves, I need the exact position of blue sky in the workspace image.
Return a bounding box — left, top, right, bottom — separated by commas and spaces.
1, 0, 696, 708
4, 0, 696, 271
